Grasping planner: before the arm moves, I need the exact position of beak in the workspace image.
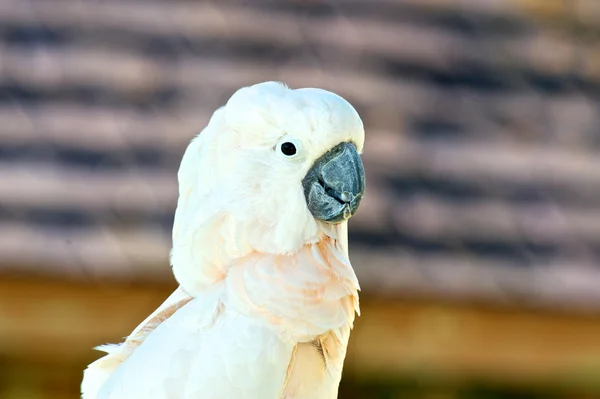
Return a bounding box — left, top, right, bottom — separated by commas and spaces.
302, 142, 365, 224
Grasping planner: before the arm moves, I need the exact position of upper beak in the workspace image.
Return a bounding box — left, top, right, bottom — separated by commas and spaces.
302, 142, 365, 223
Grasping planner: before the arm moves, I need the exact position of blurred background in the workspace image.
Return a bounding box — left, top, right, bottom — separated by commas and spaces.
1, 0, 600, 398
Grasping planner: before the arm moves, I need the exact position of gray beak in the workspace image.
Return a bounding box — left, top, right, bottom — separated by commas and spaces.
302, 142, 365, 224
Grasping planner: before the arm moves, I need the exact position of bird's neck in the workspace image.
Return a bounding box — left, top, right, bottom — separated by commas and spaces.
223, 235, 360, 342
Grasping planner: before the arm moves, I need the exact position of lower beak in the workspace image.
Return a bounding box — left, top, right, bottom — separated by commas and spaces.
302, 142, 365, 223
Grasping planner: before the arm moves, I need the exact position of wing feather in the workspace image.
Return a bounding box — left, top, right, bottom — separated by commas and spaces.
81, 286, 193, 399
94, 286, 295, 399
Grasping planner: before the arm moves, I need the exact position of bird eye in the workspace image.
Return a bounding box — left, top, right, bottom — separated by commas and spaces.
280, 142, 297, 156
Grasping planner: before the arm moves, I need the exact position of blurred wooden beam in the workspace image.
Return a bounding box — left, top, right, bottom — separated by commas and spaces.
1, 276, 600, 394
345, 297, 600, 394
0, 276, 176, 364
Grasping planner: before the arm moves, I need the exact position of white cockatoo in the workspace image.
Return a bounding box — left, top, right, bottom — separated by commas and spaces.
81, 81, 366, 399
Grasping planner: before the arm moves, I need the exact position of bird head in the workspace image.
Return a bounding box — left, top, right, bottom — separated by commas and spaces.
171, 82, 365, 293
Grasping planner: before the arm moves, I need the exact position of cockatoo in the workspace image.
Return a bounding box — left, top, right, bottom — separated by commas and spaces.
81, 81, 366, 399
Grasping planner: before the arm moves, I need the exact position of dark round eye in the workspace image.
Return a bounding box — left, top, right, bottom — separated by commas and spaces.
280, 142, 297, 156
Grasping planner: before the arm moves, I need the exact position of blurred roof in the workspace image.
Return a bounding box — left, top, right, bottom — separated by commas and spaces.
1, 0, 600, 311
